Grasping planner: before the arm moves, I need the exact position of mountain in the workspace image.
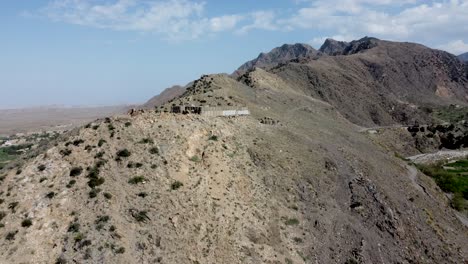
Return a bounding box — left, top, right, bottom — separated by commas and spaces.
459, 52, 468, 62
236, 43, 320, 73
142, 85, 186, 109
0, 38, 467, 263
319, 38, 349, 55
244, 37, 468, 126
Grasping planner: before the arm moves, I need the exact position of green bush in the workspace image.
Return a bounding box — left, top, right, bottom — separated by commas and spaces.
5, 230, 17, 241
125, 122, 132, 127
98, 139, 106, 147
103, 192, 112, 199
139, 138, 154, 144
208, 135, 218, 141
21, 218, 32, 228
149, 147, 159, 155
95, 152, 105, 159
171, 181, 183, 190
285, 218, 299, 226
38, 164, 46, 171
46, 192, 55, 199
60, 149, 72, 156
128, 176, 146, 185
116, 149, 131, 158
189, 156, 200, 162
70, 167, 83, 177
68, 222, 80, 233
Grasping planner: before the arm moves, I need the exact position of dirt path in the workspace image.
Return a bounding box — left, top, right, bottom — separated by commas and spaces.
406, 164, 427, 195
407, 150, 468, 165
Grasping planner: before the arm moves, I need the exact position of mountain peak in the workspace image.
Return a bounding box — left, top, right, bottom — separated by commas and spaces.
236, 43, 319, 72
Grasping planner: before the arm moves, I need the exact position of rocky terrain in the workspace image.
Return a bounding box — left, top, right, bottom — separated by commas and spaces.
235, 43, 320, 75
0, 37, 467, 263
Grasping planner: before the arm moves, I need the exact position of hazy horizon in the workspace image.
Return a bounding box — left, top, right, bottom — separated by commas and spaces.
1, 0, 468, 108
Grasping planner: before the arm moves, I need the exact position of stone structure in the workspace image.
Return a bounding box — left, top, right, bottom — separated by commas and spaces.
171, 105, 250, 117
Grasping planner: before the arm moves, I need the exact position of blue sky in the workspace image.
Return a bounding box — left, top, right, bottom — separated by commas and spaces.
1, 0, 468, 108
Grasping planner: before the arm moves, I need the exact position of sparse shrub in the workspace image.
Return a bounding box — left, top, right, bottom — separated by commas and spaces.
285, 218, 299, 226
115, 247, 125, 254
98, 139, 106, 147
189, 156, 200, 162
209, 135, 218, 141
139, 138, 154, 144
132, 210, 150, 222
108, 124, 115, 131
70, 167, 83, 177
95, 151, 105, 159
74, 233, 84, 242
125, 122, 132, 127
88, 188, 102, 198
21, 218, 32, 228
116, 149, 131, 158
95, 159, 106, 168
128, 176, 146, 185
149, 147, 159, 155
38, 164, 46, 171
0, 211, 6, 221
5, 230, 17, 241
16, 169, 22, 175
171, 181, 183, 190
8, 202, 18, 212
137, 192, 148, 198
39, 177, 47, 183
451, 193, 467, 211
0, 223, 4, 228
95, 215, 110, 230
109, 225, 116, 232
68, 222, 80, 233
46, 192, 55, 199
151, 164, 157, 169
66, 180, 76, 188
85, 123, 91, 129
60, 149, 72, 156
72, 139, 84, 146
92, 125, 100, 130
55, 256, 67, 264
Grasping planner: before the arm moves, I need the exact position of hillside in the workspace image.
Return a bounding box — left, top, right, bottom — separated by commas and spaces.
262, 37, 468, 126
142, 85, 186, 109
459, 52, 468, 62
0, 38, 467, 263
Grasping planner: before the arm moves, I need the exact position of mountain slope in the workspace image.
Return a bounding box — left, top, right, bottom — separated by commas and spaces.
0, 73, 467, 263
142, 85, 186, 109
319, 38, 349, 55
459, 52, 468, 62
253, 37, 468, 126
236, 43, 320, 73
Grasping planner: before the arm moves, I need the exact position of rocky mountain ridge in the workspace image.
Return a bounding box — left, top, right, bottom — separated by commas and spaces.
0, 37, 467, 263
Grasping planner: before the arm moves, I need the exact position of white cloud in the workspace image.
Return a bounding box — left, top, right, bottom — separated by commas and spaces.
437, 40, 468, 55
281, 0, 468, 52
237, 11, 278, 34
33, 0, 468, 50
41, 0, 243, 40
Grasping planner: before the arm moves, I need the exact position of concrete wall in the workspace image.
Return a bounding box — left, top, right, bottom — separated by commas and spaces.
201, 107, 250, 117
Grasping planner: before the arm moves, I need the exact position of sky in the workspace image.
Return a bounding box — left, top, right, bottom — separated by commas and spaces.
1, 0, 468, 109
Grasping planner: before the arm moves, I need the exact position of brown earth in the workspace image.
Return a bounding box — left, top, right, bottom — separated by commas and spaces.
0, 71, 466, 263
